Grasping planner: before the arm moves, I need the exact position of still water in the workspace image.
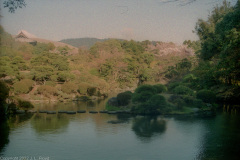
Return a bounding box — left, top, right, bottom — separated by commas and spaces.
0, 101, 240, 160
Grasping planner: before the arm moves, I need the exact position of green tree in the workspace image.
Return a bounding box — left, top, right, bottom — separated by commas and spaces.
57, 72, 75, 82
194, 0, 240, 91
117, 91, 132, 106
32, 66, 54, 83
153, 84, 167, 93
12, 56, 27, 70
197, 89, 216, 103
173, 85, 194, 96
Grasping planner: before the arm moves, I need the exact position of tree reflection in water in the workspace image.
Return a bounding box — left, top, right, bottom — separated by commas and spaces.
132, 116, 166, 142
196, 113, 240, 160
8, 113, 34, 128
1, 113, 34, 153
0, 121, 9, 153
31, 113, 69, 135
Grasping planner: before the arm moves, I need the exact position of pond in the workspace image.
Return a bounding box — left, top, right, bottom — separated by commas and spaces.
1, 101, 240, 160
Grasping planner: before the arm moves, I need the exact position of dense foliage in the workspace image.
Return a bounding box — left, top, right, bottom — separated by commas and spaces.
1, 0, 239, 109
0, 25, 193, 102
192, 0, 240, 103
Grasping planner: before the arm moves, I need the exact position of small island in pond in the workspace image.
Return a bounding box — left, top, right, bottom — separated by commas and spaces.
106, 83, 218, 116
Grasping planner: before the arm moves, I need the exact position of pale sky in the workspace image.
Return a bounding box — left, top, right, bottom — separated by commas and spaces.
0, 0, 238, 44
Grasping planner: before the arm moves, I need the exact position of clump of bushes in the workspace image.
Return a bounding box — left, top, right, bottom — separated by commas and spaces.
87, 87, 97, 96
173, 85, 194, 96
13, 79, 34, 94
131, 84, 172, 114
75, 95, 91, 101
18, 99, 34, 109
61, 82, 78, 94
132, 84, 157, 103
78, 82, 91, 94
169, 94, 206, 109
132, 91, 155, 103
132, 95, 169, 114
153, 84, 167, 93
134, 84, 157, 94
78, 83, 99, 96
37, 85, 57, 97
45, 81, 56, 87
197, 89, 216, 103
117, 91, 132, 106
167, 82, 181, 91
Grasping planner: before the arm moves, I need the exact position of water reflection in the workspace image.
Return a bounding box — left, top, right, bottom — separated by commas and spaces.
8, 113, 34, 128
132, 116, 166, 142
197, 113, 240, 160
0, 121, 9, 153
31, 113, 69, 135
1, 113, 34, 154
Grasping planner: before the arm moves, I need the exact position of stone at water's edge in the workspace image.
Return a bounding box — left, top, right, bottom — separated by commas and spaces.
39, 110, 48, 113
108, 111, 117, 114
77, 110, 86, 113
99, 110, 108, 113
89, 111, 98, 114
58, 110, 67, 113
66, 111, 76, 114
47, 111, 57, 114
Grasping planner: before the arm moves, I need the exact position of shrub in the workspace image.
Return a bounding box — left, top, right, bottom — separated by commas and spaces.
61, 82, 78, 94
182, 95, 194, 105
37, 85, 57, 97
117, 91, 132, 106
132, 91, 154, 103
78, 82, 91, 94
50, 75, 58, 82
87, 87, 97, 96
169, 95, 182, 103
18, 99, 34, 109
147, 95, 167, 112
173, 85, 194, 96
45, 81, 56, 87
58, 72, 75, 82
193, 99, 205, 108
13, 79, 34, 94
132, 95, 168, 114
76, 96, 91, 101
175, 98, 185, 110
19, 71, 33, 79
153, 84, 167, 93
196, 90, 216, 103
167, 82, 181, 91
183, 74, 196, 83
134, 84, 157, 94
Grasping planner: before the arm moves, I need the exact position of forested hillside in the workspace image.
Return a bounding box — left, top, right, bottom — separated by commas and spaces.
59, 38, 109, 48
0, 26, 194, 103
